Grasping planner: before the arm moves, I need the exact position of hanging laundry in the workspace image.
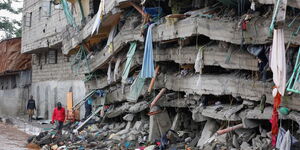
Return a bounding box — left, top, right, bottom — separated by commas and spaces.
107, 61, 112, 84
140, 23, 157, 79
194, 46, 205, 74
61, 0, 77, 28
113, 57, 121, 82
280, 130, 292, 150
122, 42, 137, 83
276, 128, 298, 150
106, 25, 117, 53
91, 0, 105, 35
250, 0, 255, 11
270, 29, 286, 96
270, 92, 281, 147
127, 73, 146, 102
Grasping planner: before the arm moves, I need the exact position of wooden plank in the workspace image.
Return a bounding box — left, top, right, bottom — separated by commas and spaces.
67, 92, 73, 110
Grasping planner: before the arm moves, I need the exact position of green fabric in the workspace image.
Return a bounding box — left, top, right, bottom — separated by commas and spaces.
77, 0, 86, 23
286, 47, 300, 94
269, 0, 281, 35
127, 73, 145, 102
61, 0, 77, 29
122, 42, 137, 83
71, 45, 93, 82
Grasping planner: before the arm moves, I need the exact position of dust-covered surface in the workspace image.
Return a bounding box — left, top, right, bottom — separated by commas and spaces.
0, 123, 30, 150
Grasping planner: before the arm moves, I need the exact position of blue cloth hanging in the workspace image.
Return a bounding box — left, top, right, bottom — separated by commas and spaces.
141, 23, 156, 79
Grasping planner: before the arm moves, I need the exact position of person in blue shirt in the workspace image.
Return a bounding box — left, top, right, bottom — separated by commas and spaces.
84, 90, 105, 119
84, 95, 95, 119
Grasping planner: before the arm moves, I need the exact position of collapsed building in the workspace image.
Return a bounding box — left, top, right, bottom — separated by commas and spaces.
22, 0, 300, 149
0, 38, 31, 116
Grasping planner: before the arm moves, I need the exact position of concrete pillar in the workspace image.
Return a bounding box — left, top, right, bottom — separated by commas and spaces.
148, 107, 172, 142
197, 118, 219, 148
171, 112, 181, 131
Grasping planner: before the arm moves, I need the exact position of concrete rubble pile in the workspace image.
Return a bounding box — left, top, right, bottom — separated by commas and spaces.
26, 94, 300, 150
22, 0, 300, 149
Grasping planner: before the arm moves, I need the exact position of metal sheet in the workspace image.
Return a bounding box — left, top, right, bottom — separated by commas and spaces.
0, 38, 31, 74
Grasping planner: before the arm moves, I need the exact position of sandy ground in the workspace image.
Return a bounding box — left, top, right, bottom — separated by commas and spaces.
0, 116, 53, 150
0, 123, 29, 150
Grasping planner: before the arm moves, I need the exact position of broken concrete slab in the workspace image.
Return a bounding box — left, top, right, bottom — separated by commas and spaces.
133, 121, 144, 131
242, 119, 259, 128
78, 15, 300, 75
106, 103, 132, 118
116, 122, 132, 135
171, 112, 182, 131
241, 141, 252, 150
92, 71, 300, 112
197, 119, 219, 148
86, 43, 259, 91
163, 73, 300, 111
201, 105, 242, 121
245, 106, 300, 132
192, 106, 209, 122
135, 44, 259, 71
157, 98, 189, 108
128, 101, 149, 114
123, 114, 134, 122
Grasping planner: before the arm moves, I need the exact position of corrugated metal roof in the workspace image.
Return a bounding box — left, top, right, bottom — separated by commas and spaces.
0, 38, 31, 74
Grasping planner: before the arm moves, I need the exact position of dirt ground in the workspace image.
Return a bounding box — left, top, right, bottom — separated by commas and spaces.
0, 123, 30, 150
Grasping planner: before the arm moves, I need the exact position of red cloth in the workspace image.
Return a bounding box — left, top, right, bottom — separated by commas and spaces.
52, 107, 66, 123
270, 92, 281, 147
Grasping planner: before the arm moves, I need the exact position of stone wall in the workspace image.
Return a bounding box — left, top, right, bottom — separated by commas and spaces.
31, 50, 83, 83
0, 87, 30, 116
0, 71, 31, 116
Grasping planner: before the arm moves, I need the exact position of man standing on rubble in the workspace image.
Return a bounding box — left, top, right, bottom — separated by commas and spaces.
51, 102, 65, 134
27, 95, 36, 122
84, 95, 95, 119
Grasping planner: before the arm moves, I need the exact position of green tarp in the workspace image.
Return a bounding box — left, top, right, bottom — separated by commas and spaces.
122, 42, 137, 83
127, 73, 146, 102
61, 0, 77, 28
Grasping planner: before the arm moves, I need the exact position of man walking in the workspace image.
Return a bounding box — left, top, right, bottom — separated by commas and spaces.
27, 96, 36, 122
51, 102, 65, 134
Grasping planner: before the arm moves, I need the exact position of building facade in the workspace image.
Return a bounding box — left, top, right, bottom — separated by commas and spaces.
22, 0, 87, 119
0, 38, 31, 116
22, 0, 300, 148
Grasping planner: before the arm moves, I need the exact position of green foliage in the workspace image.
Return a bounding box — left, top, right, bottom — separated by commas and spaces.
0, 0, 22, 39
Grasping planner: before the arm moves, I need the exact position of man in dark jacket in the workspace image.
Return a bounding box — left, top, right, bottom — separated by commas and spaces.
51, 102, 65, 134
27, 95, 36, 122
